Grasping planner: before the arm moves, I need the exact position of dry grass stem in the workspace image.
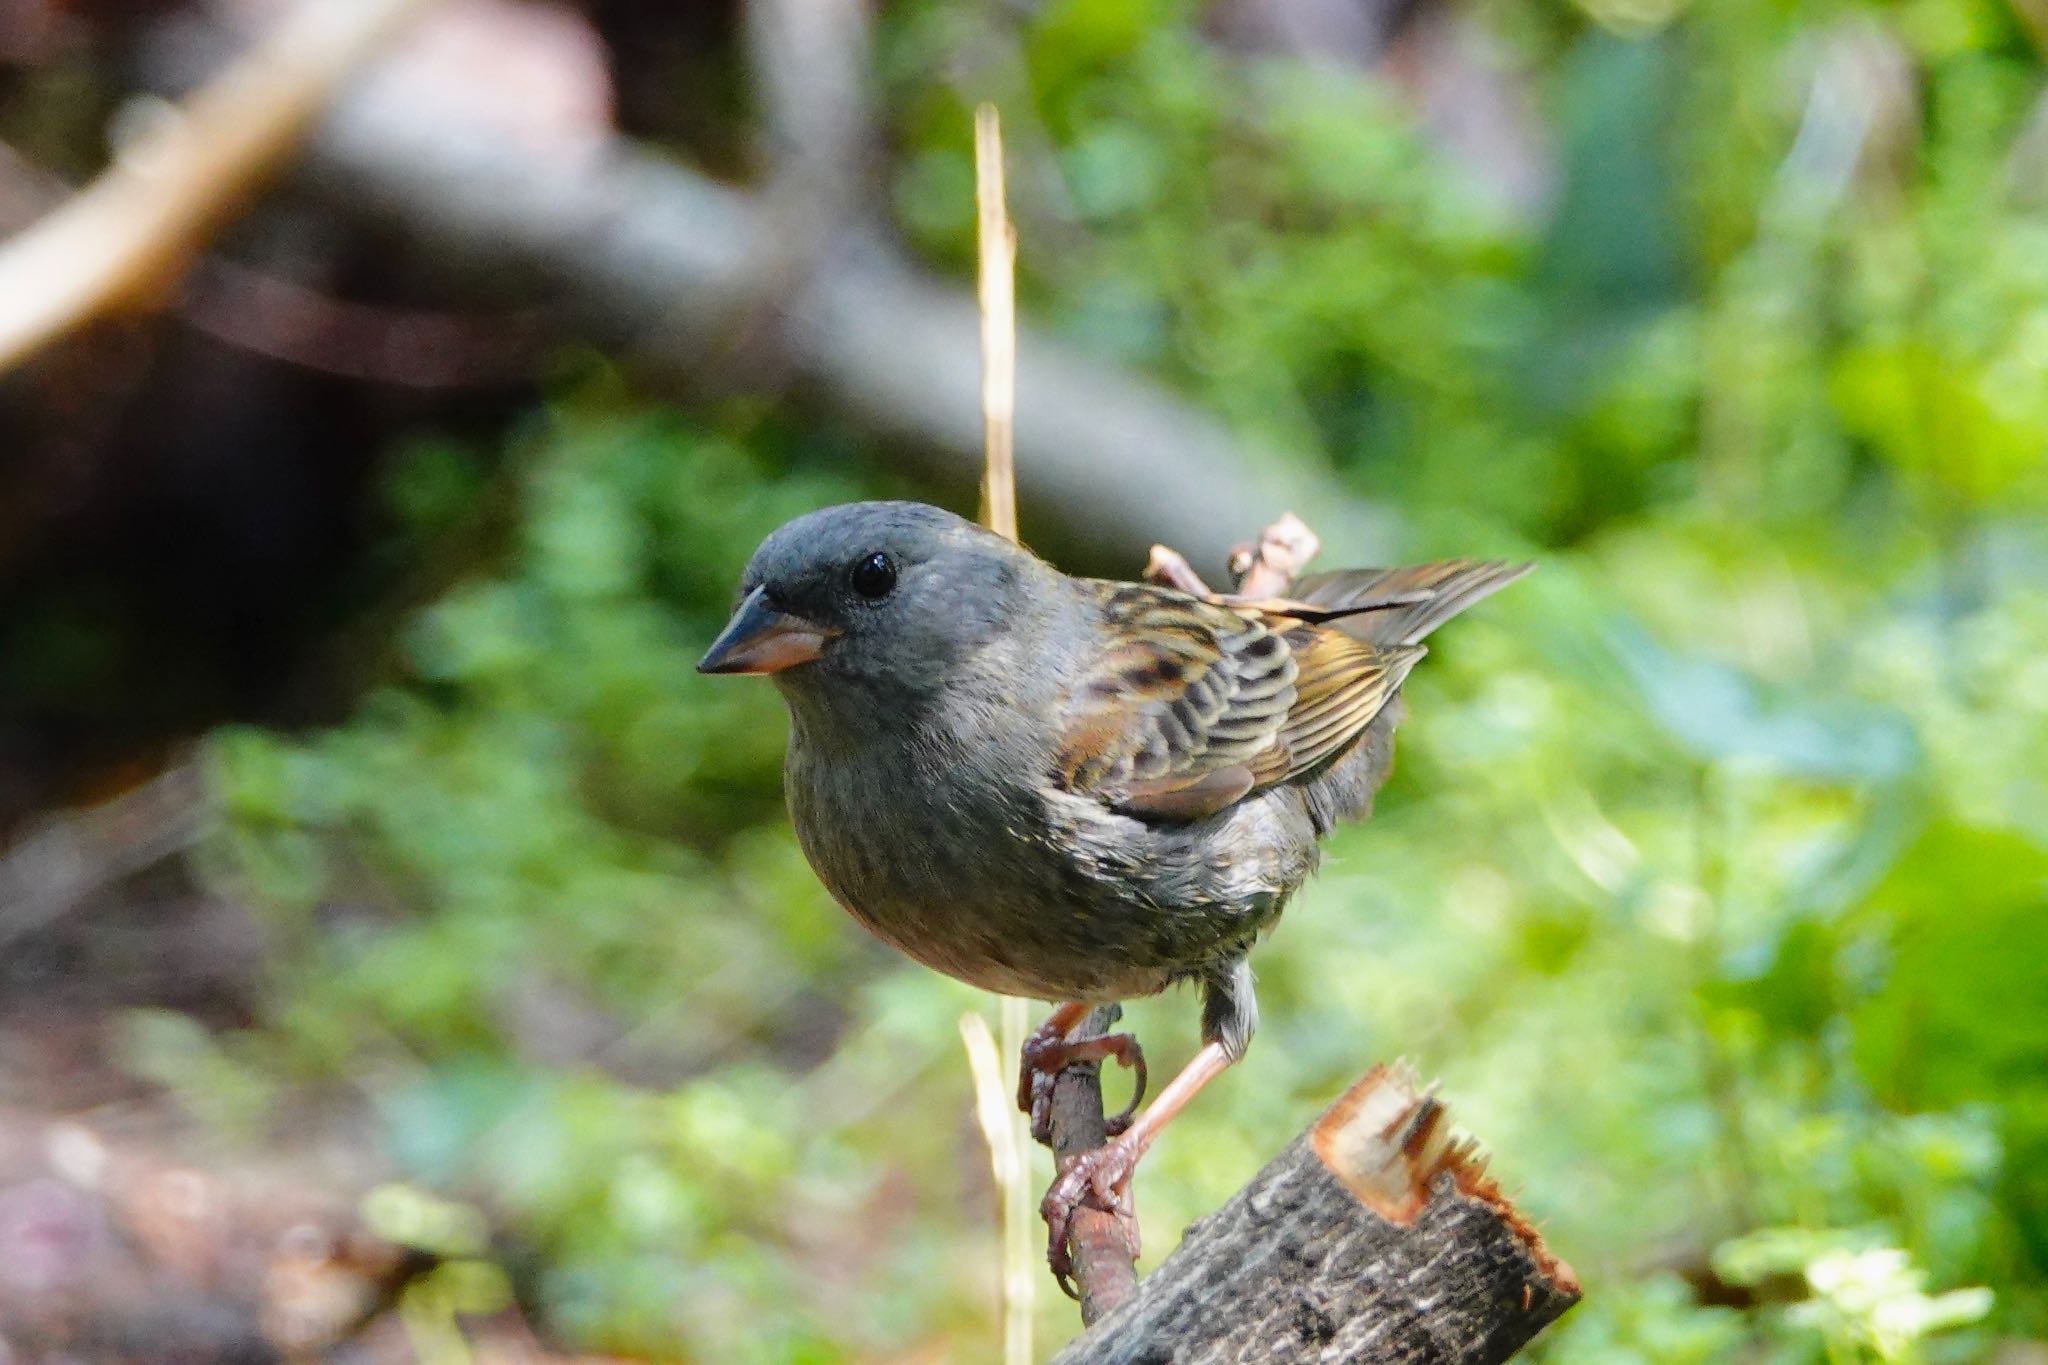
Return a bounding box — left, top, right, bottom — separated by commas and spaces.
973, 101, 1034, 1365
975, 103, 1018, 544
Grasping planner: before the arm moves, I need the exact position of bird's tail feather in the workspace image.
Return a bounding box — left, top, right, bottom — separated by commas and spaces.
1288, 559, 1532, 646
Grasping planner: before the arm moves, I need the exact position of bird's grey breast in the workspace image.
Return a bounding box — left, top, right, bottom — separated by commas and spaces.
783, 697, 1089, 995
784, 709, 1322, 1002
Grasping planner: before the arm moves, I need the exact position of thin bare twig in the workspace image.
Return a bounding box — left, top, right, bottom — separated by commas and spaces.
1148, 513, 1323, 602
0, 765, 209, 950
1142, 544, 1215, 596
1229, 511, 1321, 597
1047, 1007, 1140, 1324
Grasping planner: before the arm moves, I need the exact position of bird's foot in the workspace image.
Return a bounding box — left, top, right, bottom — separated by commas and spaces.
1042, 1134, 1144, 1297
1018, 1024, 1147, 1147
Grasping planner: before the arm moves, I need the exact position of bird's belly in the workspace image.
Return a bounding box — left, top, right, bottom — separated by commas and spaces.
791, 798, 1177, 1000
786, 751, 1310, 1001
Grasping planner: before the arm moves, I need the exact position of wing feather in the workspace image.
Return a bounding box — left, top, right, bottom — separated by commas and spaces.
1055, 561, 1520, 822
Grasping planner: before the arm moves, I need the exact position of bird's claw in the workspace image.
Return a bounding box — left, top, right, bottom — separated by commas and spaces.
1018, 1027, 1147, 1146
1042, 1136, 1143, 1297
1016, 1013, 1070, 1116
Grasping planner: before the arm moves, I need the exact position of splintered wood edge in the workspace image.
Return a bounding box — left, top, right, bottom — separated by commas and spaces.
1311, 1062, 1580, 1296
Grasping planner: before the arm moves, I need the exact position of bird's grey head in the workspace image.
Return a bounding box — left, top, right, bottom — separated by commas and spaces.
697, 501, 1038, 718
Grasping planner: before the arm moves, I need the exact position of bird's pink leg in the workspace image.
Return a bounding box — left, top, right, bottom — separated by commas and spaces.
1018, 1001, 1148, 1144
1042, 1040, 1235, 1292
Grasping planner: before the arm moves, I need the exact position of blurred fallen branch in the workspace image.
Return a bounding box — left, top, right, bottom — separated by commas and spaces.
741, 0, 873, 279
0, 764, 209, 951
1049, 1063, 1580, 1364
0, 0, 434, 374
244, 26, 1396, 567
0, 140, 65, 226
0, 135, 532, 389
185, 258, 542, 388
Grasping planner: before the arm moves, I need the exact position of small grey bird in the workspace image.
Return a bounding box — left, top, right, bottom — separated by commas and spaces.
698, 500, 1527, 1285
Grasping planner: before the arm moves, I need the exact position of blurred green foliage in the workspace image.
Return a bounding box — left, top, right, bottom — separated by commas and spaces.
184, 0, 2048, 1358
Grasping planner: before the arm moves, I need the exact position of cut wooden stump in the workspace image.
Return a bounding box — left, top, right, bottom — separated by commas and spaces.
1050, 1064, 1580, 1364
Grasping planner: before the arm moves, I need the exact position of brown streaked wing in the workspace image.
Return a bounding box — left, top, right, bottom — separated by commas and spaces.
1057, 582, 1298, 817
1053, 560, 1526, 820
1285, 559, 1533, 647
1249, 629, 1425, 785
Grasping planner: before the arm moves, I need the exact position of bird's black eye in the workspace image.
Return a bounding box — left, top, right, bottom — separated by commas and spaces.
848, 551, 897, 600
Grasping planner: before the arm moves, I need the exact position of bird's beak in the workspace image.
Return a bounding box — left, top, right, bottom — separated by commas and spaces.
697, 587, 833, 675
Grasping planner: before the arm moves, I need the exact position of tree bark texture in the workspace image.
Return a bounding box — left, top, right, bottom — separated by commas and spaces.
1050, 1066, 1580, 1365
